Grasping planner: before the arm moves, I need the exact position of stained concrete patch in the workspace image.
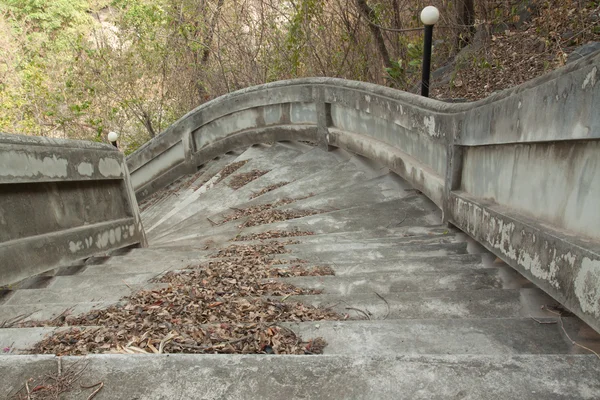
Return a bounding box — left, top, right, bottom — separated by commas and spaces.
98, 157, 122, 177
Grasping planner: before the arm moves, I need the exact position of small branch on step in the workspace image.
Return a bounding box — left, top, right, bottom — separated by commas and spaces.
206, 217, 218, 226
541, 305, 600, 360
80, 381, 104, 400
530, 317, 557, 324
374, 292, 390, 320
345, 307, 371, 320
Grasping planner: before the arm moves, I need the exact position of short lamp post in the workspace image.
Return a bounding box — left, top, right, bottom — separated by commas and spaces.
108, 131, 119, 149
420, 6, 440, 97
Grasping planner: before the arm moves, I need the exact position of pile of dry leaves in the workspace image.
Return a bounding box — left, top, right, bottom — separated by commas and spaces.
211, 241, 295, 259
220, 199, 296, 224
219, 196, 323, 228
228, 170, 270, 189
272, 258, 309, 265
214, 160, 249, 185
249, 182, 290, 199
233, 229, 315, 241
239, 208, 324, 228
26, 239, 340, 356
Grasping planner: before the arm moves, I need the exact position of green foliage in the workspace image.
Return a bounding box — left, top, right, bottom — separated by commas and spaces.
384, 40, 423, 86
285, 0, 323, 76
2, 0, 88, 32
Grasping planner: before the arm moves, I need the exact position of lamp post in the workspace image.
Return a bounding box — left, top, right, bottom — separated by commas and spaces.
108, 131, 119, 149
420, 6, 440, 97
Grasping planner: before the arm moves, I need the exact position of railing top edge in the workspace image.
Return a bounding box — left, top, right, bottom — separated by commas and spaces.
128, 50, 600, 160
0, 132, 118, 153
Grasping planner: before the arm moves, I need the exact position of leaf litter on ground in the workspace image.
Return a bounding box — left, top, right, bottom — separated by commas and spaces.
249, 182, 290, 199
228, 169, 270, 189
232, 229, 315, 242
214, 160, 249, 185
219, 196, 323, 228
24, 238, 341, 356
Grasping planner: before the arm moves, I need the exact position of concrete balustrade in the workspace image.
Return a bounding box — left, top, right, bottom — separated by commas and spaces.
0, 134, 146, 286
127, 51, 600, 331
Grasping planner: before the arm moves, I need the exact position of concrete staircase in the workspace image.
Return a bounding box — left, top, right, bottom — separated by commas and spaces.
2, 141, 600, 399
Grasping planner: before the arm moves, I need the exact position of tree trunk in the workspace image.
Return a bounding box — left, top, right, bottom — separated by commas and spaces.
201, 0, 225, 64
457, 0, 475, 49
142, 111, 156, 138
354, 0, 394, 71
391, 0, 403, 56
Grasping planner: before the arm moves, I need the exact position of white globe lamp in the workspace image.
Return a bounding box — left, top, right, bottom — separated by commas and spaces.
108, 131, 119, 148
420, 6, 440, 25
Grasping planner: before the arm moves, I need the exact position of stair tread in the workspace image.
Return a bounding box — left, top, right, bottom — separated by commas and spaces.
281, 288, 558, 319
2, 354, 600, 400
150, 157, 392, 244
283, 318, 600, 355
147, 143, 309, 237
278, 266, 529, 293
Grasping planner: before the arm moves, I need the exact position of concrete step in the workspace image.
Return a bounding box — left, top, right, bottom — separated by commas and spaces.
46, 273, 157, 290
156, 195, 443, 250
204, 172, 414, 227
141, 152, 240, 228
82, 248, 210, 268
0, 327, 57, 353
1, 284, 163, 306
279, 266, 528, 294
0, 287, 552, 328
2, 354, 600, 399
274, 254, 487, 276
100, 247, 209, 260
150, 235, 467, 262
283, 318, 600, 355
282, 288, 560, 319
273, 228, 459, 245
152, 223, 453, 251
286, 235, 467, 253
226, 196, 442, 239
79, 258, 204, 276
231, 141, 316, 171
151, 156, 392, 245
278, 243, 467, 265
276, 173, 414, 213
147, 143, 308, 238
0, 302, 117, 327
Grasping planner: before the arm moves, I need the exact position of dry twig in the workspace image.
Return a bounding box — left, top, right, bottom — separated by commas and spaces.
345, 307, 371, 320
374, 292, 390, 320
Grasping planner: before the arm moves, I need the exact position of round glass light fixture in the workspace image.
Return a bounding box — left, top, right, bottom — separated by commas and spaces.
108, 131, 119, 142
420, 6, 440, 25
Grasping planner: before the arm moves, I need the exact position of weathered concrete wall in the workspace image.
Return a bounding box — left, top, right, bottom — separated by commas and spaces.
127, 51, 600, 331
127, 77, 455, 205
0, 134, 147, 286
446, 53, 600, 333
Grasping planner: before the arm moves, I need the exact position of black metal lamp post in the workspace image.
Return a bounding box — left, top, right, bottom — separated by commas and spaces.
420, 6, 440, 97
108, 131, 119, 149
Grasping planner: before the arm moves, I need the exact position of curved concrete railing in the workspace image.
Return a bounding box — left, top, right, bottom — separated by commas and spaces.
0, 134, 147, 286
128, 51, 600, 332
